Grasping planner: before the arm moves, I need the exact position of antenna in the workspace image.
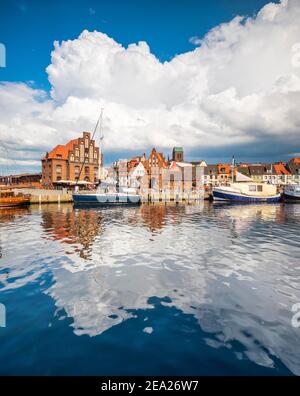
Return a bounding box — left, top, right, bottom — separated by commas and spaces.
77, 107, 104, 185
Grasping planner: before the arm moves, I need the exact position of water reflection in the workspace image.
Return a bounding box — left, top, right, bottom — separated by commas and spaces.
1, 202, 300, 374
41, 205, 104, 260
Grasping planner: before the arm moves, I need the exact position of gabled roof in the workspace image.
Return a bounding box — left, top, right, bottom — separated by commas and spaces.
218, 164, 231, 174
272, 163, 291, 175
44, 138, 79, 160
204, 164, 218, 176
248, 165, 266, 176
287, 158, 300, 174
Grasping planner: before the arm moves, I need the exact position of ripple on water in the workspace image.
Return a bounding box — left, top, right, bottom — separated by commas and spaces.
0, 202, 300, 375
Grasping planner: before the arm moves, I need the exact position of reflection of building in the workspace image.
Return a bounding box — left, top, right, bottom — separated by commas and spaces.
41, 206, 103, 260
42, 132, 101, 188
140, 204, 168, 232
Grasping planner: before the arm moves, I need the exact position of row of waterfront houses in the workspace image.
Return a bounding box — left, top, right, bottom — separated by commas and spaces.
1, 131, 300, 190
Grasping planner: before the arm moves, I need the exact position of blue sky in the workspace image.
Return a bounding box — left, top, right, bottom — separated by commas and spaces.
2, 0, 300, 173
0, 0, 273, 90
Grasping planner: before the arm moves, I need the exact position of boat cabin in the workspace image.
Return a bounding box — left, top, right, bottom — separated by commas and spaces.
231, 182, 278, 197
0, 190, 15, 198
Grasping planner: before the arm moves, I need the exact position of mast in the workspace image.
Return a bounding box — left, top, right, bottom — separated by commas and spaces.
98, 108, 104, 182
231, 155, 235, 183
76, 107, 104, 186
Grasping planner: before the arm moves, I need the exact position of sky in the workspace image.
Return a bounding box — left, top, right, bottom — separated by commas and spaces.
1, 0, 300, 173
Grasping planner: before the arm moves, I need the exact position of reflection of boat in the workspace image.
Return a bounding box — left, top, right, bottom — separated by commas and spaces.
0, 190, 30, 208
213, 183, 281, 203
283, 184, 300, 201
73, 191, 141, 206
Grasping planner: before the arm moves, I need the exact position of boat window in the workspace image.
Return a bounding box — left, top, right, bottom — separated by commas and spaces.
257, 185, 263, 192
249, 185, 256, 192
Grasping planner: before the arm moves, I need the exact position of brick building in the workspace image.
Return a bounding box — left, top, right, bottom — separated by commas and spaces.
42, 132, 101, 188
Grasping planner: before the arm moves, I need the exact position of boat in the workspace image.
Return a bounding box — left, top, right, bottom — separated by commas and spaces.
73, 191, 141, 206
213, 183, 281, 203
212, 159, 281, 203
283, 184, 300, 201
0, 189, 31, 208
72, 109, 141, 207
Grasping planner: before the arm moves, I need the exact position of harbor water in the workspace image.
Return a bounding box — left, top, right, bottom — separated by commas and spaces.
1, 202, 300, 375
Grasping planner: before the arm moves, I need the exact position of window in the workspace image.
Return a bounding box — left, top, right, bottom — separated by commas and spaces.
75, 166, 80, 176
70, 154, 74, 162
56, 165, 62, 174
85, 166, 90, 174
56, 154, 62, 159
75, 148, 79, 157
85, 137, 89, 148
249, 185, 256, 192
257, 185, 263, 192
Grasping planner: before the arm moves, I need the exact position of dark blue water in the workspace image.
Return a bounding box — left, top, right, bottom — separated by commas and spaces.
1, 202, 300, 375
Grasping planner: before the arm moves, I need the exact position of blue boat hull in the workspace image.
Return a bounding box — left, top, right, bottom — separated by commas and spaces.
73, 193, 141, 206
213, 190, 281, 203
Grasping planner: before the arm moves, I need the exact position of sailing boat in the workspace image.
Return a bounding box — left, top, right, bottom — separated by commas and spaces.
72, 109, 141, 206
212, 157, 281, 203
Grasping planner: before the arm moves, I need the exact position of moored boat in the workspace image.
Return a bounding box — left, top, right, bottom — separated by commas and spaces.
0, 190, 31, 208
213, 183, 281, 203
283, 184, 300, 201
73, 191, 141, 206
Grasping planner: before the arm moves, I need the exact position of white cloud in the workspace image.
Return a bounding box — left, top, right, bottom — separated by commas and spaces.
1, 0, 300, 170
189, 36, 202, 46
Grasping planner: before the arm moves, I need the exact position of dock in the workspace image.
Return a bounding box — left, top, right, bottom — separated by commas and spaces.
11, 188, 211, 205
13, 188, 73, 204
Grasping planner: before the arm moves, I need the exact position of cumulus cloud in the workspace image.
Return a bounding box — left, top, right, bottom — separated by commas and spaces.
1, 0, 300, 170
189, 36, 202, 46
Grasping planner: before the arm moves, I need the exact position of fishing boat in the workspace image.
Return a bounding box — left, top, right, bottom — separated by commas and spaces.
212, 158, 281, 203
0, 190, 31, 208
213, 183, 281, 203
283, 184, 300, 201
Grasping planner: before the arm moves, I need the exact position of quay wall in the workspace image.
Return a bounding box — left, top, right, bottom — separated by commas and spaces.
12, 188, 211, 204
13, 188, 73, 204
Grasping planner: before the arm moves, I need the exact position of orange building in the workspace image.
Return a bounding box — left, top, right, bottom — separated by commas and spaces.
42, 132, 101, 188
217, 163, 233, 183
148, 148, 167, 191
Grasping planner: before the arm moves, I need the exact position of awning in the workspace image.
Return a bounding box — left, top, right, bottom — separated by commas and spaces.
76, 181, 94, 185
53, 180, 75, 185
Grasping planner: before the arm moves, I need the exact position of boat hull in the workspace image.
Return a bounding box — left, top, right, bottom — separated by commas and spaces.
213, 189, 281, 203
73, 193, 141, 206
283, 192, 300, 201
0, 197, 30, 208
